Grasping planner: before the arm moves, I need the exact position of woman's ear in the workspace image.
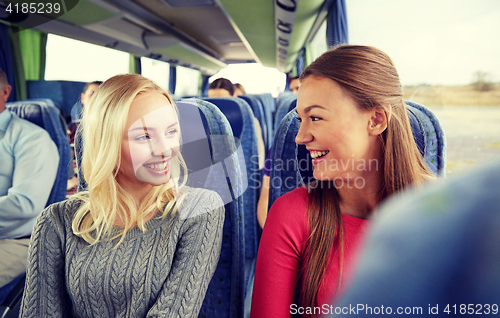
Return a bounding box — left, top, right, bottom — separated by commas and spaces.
368, 104, 391, 136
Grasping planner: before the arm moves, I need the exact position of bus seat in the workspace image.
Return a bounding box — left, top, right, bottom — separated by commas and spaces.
253, 94, 275, 150
0, 273, 25, 317
74, 125, 86, 192
27, 80, 86, 123
274, 96, 297, 136
178, 99, 246, 318
276, 91, 295, 106
255, 93, 276, 114
239, 95, 268, 151
6, 99, 72, 206
1, 100, 71, 317
405, 100, 447, 178
75, 99, 247, 318
268, 101, 447, 210
204, 98, 260, 259
203, 97, 260, 316
70, 100, 83, 123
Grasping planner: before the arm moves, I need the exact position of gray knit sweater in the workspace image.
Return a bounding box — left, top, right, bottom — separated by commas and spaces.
20, 187, 224, 317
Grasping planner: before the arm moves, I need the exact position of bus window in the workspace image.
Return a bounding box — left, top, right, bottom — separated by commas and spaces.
209, 63, 286, 97
175, 66, 200, 97
44, 34, 129, 82
140, 57, 170, 92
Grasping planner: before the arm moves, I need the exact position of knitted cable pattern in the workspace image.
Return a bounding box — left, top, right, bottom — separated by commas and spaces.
19, 187, 224, 318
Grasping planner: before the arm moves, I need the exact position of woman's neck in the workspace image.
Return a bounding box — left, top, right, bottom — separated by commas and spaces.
336, 170, 384, 219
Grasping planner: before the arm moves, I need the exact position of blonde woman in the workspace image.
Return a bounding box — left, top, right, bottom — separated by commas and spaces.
20, 74, 225, 317
251, 45, 434, 318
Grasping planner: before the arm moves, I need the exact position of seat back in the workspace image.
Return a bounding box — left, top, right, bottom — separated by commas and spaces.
27, 80, 87, 123
6, 99, 71, 206
274, 94, 296, 136
405, 101, 447, 177
74, 99, 247, 318
253, 94, 275, 150
0, 273, 25, 317
178, 99, 246, 318
276, 91, 295, 108
239, 95, 267, 150
269, 101, 447, 209
204, 98, 260, 263
71, 101, 83, 122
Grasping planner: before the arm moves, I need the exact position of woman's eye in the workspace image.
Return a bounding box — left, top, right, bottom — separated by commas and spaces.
310, 116, 322, 121
296, 116, 302, 123
135, 135, 150, 141
166, 129, 178, 136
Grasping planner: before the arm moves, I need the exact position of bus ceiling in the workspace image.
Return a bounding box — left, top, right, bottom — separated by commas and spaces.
0, 0, 347, 75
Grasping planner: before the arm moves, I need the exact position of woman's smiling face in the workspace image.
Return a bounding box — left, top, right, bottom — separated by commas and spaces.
295, 76, 382, 181
117, 91, 180, 192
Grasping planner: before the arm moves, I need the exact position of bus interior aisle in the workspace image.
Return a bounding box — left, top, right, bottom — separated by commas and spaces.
1, 0, 500, 317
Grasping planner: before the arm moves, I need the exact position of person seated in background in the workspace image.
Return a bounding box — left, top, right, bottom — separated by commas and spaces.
70, 81, 103, 124
289, 76, 300, 94
208, 77, 265, 169
234, 83, 246, 96
0, 68, 59, 292
330, 160, 500, 317
20, 74, 225, 317
257, 147, 272, 228
257, 76, 301, 224
208, 77, 235, 97
251, 45, 434, 318
67, 81, 102, 194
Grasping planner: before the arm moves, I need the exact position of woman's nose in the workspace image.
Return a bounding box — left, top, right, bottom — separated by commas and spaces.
151, 136, 174, 157
295, 122, 312, 145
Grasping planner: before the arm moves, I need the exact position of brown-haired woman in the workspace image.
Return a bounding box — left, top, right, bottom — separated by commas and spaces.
250, 45, 433, 318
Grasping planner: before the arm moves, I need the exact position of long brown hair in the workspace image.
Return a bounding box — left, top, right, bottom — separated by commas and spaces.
298, 45, 432, 314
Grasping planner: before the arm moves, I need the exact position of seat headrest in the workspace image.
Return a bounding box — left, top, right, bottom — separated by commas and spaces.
6, 102, 45, 129
204, 98, 244, 138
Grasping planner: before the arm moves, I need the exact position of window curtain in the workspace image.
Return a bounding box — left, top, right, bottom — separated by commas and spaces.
326, 0, 348, 47
168, 65, 176, 95
7, 26, 27, 101
199, 74, 209, 97
19, 28, 47, 81
0, 23, 16, 102
286, 52, 305, 91
129, 54, 141, 74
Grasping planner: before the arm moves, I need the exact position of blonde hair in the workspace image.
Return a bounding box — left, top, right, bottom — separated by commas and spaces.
72, 74, 188, 246
298, 45, 433, 315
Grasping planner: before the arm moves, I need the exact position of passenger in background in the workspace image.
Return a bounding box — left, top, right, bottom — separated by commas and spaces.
208, 77, 236, 98
251, 45, 434, 318
289, 76, 300, 94
20, 74, 224, 317
0, 68, 59, 291
208, 77, 265, 169
257, 76, 301, 226
234, 83, 246, 96
67, 81, 102, 194
70, 81, 102, 123
256, 148, 272, 228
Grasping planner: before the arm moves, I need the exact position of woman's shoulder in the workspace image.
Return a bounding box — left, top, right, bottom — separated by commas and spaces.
268, 186, 310, 225
35, 197, 84, 233
43, 197, 83, 217
272, 186, 309, 211
177, 186, 225, 220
